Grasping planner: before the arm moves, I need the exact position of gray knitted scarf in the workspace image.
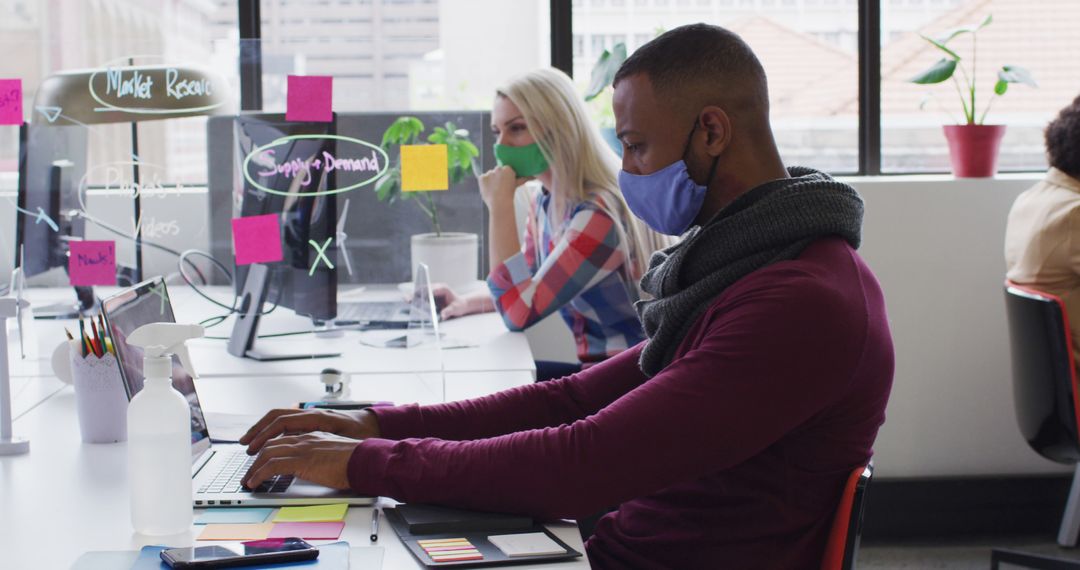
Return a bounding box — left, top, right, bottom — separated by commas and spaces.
636, 166, 864, 377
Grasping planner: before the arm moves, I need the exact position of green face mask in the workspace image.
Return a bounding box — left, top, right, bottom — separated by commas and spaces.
494, 142, 550, 178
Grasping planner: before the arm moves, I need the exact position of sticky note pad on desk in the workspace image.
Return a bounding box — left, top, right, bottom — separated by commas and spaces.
418, 538, 483, 563
488, 532, 567, 557
232, 214, 283, 265
68, 241, 116, 286
268, 521, 345, 539
197, 522, 274, 541
401, 144, 449, 192
195, 507, 273, 525
274, 503, 348, 522
0, 79, 22, 125
287, 75, 333, 123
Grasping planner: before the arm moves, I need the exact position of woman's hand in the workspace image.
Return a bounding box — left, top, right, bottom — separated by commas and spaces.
479, 165, 529, 211
240, 408, 381, 455
242, 432, 358, 491
430, 283, 458, 313
440, 290, 496, 320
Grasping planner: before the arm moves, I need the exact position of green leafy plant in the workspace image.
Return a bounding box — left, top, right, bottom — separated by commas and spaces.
909, 14, 1036, 125
375, 116, 480, 236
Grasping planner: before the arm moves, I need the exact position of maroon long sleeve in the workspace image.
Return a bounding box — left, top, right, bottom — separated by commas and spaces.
349, 238, 894, 569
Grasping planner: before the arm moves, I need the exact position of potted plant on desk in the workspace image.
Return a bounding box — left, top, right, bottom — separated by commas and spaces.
375, 116, 481, 289
909, 14, 1036, 177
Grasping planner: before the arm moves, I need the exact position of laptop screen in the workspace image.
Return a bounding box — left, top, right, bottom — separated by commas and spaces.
102, 279, 210, 450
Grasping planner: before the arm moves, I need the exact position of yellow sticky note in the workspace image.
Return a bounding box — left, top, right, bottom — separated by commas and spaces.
401, 144, 449, 192
273, 503, 349, 523
197, 522, 273, 541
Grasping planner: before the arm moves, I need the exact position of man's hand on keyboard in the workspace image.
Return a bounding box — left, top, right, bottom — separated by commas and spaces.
242, 432, 356, 491
240, 408, 380, 455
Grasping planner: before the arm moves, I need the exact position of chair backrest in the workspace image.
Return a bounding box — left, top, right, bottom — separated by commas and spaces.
1003, 283, 1080, 463
821, 463, 873, 570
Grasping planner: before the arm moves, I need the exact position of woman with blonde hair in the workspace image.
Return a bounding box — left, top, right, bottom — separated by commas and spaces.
439, 67, 670, 381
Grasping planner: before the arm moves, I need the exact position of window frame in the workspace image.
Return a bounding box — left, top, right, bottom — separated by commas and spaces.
235, 0, 1046, 177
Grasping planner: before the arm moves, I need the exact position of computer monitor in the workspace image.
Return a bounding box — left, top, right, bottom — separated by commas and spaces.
14, 123, 95, 318
227, 114, 339, 360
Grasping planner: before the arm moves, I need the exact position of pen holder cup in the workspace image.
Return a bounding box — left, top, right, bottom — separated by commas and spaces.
69, 343, 128, 444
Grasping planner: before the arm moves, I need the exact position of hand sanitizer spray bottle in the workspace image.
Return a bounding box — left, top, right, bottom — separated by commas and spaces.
126, 322, 204, 536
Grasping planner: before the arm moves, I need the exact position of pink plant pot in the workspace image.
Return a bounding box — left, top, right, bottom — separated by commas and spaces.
942, 124, 1007, 178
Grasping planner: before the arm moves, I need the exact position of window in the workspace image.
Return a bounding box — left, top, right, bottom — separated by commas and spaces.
0, 0, 239, 277
573, 0, 860, 173
880, 0, 1075, 172
258, 0, 550, 112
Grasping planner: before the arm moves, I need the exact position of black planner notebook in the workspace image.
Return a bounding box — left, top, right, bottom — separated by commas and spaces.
385, 505, 583, 568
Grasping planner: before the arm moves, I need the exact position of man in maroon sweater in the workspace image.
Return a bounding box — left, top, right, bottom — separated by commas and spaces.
242, 24, 893, 569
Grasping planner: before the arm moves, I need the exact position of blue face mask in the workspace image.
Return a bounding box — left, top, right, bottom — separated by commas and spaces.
618, 122, 717, 236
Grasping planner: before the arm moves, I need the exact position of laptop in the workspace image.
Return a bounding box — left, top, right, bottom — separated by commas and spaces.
102, 278, 374, 507
335, 299, 412, 327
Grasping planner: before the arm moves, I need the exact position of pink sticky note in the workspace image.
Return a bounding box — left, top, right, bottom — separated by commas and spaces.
0, 79, 22, 125
232, 214, 283, 265
267, 521, 345, 540
68, 241, 116, 286
286, 75, 333, 123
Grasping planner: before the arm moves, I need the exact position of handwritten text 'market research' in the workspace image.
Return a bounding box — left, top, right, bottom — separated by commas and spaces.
256, 150, 382, 186
105, 67, 211, 101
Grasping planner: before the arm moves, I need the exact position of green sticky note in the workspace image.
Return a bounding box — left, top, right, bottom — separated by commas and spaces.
273, 503, 349, 523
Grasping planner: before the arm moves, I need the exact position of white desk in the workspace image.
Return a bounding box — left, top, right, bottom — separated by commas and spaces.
2, 285, 588, 568
9, 285, 535, 378
1, 380, 589, 569
7, 284, 537, 415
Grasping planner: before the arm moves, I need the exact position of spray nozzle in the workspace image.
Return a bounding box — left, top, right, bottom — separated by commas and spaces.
127, 323, 204, 379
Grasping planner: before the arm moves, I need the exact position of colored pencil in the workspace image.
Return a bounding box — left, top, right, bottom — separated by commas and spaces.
64, 328, 74, 341
89, 318, 103, 357
89, 318, 99, 353
98, 315, 113, 355
78, 317, 89, 357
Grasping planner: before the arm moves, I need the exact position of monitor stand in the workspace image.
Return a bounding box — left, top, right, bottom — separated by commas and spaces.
32, 286, 94, 320
7, 266, 92, 320
227, 263, 340, 362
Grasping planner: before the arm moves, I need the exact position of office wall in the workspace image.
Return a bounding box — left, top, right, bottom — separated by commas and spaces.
523, 174, 1067, 479
856, 174, 1066, 478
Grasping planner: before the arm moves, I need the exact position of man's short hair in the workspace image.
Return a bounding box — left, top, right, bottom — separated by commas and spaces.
613, 23, 769, 116
1046, 94, 1080, 179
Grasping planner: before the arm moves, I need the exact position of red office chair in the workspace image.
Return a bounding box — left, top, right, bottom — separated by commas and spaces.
821, 462, 873, 570
991, 284, 1080, 569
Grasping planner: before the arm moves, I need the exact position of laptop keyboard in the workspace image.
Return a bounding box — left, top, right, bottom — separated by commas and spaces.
196, 451, 294, 495
336, 301, 408, 322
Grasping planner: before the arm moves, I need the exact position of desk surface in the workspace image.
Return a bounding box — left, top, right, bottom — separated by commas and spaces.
2, 375, 589, 570
9, 285, 536, 379
2, 285, 587, 569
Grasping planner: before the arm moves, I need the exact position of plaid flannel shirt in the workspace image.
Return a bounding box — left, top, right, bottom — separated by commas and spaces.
487, 190, 646, 363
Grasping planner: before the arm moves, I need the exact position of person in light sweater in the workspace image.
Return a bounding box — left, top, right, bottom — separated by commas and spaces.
1005, 93, 1080, 371
241, 24, 895, 569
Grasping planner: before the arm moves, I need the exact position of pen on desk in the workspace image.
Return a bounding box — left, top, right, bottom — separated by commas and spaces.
370, 507, 380, 542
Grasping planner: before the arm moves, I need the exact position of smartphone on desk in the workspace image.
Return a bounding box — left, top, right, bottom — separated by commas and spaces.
160, 538, 318, 568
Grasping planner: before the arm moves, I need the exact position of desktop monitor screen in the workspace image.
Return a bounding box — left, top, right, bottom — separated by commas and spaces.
15, 123, 88, 278
232, 114, 337, 321
102, 278, 210, 449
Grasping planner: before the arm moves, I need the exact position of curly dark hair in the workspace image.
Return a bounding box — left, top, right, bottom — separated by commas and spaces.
1046, 94, 1080, 179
